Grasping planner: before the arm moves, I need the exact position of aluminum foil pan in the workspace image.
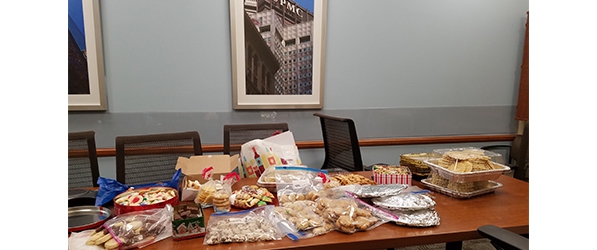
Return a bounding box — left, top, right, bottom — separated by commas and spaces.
385, 209, 440, 227
371, 192, 436, 211
350, 184, 408, 198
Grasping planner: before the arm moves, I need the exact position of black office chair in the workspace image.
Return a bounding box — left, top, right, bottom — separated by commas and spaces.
477, 225, 529, 250
482, 121, 528, 181
313, 113, 365, 172
115, 131, 202, 186
223, 123, 289, 156
68, 131, 101, 188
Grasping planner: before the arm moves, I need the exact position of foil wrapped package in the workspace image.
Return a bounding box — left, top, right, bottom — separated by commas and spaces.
349, 184, 409, 198
371, 192, 436, 211
386, 209, 441, 227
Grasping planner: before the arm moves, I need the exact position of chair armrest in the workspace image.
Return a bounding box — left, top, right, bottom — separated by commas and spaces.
477, 225, 529, 250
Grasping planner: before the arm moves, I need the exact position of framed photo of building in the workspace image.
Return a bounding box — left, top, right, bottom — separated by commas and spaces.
68, 0, 107, 111
229, 0, 327, 110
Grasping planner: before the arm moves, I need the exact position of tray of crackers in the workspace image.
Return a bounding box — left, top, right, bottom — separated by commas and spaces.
424, 151, 510, 183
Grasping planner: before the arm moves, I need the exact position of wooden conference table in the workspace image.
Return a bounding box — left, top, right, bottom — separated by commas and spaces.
106, 172, 529, 250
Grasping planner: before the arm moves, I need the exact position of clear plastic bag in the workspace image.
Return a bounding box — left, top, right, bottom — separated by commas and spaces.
85, 205, 173, 250
194, 166, 226, 208
212, 172, 240, 214
275, 166, 329, 206
203, 205, 288, 245
314, 189, 396, 234
273, 200, 334, 238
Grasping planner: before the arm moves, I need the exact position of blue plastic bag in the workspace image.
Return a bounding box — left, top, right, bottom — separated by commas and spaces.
95, 168, 182, 206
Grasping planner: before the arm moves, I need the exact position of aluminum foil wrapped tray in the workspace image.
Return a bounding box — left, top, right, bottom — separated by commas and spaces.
349, 184, 408, 198
383, 209, 440, 227
372, 192, 436, 211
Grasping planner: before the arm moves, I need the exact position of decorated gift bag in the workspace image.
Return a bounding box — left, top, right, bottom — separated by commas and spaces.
240, 139, 285, 178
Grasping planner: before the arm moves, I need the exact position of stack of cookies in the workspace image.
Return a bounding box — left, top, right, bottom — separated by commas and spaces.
212, 190, 231, 214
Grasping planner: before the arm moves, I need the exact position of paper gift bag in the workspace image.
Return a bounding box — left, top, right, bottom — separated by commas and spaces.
240, 139, 285, 178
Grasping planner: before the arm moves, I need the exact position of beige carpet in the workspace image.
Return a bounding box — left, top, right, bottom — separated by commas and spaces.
393, 239, 495, 250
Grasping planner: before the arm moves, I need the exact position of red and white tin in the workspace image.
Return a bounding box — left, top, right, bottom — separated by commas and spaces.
372, 165, 412, 186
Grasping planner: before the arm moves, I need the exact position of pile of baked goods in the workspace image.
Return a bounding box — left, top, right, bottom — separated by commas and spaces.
437, 150, 496, 173
230, 185, 275, 209
114, 187, 177, 206
315, 196, 380, 233
325, 173, 376, 188
85, 206, 172, 249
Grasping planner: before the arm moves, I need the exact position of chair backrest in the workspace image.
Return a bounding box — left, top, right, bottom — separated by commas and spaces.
68, 131, 100, 188
223, 123, 289, 156
511, 121, 529, 180
313, 113, 364, 172
115, 131, 202, 186
481, 121, 528, 181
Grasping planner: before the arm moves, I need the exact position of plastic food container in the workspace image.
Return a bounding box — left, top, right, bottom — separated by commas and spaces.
256, 165, 310, 192
424, 159, 509, 183
432, 147, 505, 164
113, 187, 179, 215
421, 178, 503, 199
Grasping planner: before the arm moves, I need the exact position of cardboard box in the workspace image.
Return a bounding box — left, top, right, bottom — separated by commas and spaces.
175, 154, 243, 201
372, 165, 412, 185
172, 204, 206, 240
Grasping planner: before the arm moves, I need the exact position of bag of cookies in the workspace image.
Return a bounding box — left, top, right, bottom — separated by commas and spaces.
212, 172, 240, 214
203, 205, 287, 245
314, 189, 397, 234
275, 166, 329, 207
85, 205, 174, 250
273, 200, 334, 238
195, 167, 223, 208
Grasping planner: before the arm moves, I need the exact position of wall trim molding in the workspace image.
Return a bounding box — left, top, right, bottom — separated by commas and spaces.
95, 134, 515, 157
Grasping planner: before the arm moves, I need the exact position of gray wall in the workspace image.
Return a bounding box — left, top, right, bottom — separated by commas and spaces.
68, 0, 529, 179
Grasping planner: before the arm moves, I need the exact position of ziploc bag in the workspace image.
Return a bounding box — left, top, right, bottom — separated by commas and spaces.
273, 200, 334, 238
275, 166, 328, 206
314, 189, 397, 234
85, 204, 173, 250
203, 205, 292, 244
95, 169, 181, 206
195, 166, 224, 208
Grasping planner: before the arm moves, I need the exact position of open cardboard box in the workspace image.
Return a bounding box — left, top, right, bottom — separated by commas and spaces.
175, 154, 243, 201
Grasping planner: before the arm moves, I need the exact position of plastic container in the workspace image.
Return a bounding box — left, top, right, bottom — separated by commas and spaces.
424, 159, 510, 183
432, 147, 505, 164
421, 178, 503, 199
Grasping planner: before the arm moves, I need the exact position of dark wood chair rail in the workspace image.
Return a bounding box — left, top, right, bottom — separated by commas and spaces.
89, 134, 515, 157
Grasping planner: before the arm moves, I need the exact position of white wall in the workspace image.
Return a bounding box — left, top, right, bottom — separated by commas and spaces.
70, 0, 529, 179
97, 0, 528, 112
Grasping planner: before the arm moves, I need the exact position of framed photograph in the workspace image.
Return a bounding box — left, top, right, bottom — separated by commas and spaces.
229, 0, 327, 110
68, 0, 107, 111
